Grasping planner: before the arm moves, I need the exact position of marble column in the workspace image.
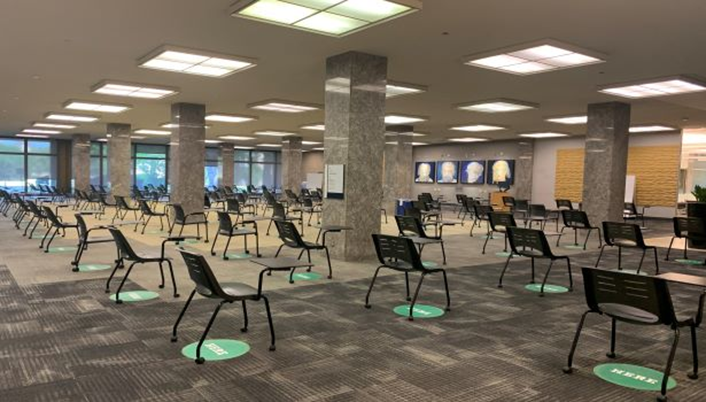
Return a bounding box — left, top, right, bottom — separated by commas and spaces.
71, 134, 91, 192
219, 144, 234, 187
169, 103, 206, 214
582, 101, 631, 225
383, 126, 413, 216
514, 140, 534, 201
322, 51, 387, 261
281, 136, 303, 192
107, 123, 131, 198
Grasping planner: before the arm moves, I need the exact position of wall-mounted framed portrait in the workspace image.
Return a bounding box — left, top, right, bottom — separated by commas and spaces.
436, 161, 459, 184
460, 160, 486, 184
414, 161, 436, 183
487, 159, 515, 186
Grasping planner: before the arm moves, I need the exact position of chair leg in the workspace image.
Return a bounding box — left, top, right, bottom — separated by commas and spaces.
565, 257, 573, 291
688, 324, 699, 380
539, 260, 555, 297
210, 232, 219, 256
595, 245, 607, 267
659, 329, 681, 401
665, 237, 675, 261
653, 247, 660, 275
324, 247, 333, 279
166, 259, 179, 298
408, 273, 426, 321
141, 215, 152, 235
223, 235, 233, 261
171, 289, 196, 342
583, 228, 592, 250
105, 258, 123, 293
203, 223, 209, 243
440, 241, 447, 265
441, 269, 451, 311
637, 249, 646, 274
113, 261, 138, 304
563, 310, 592, 374
482, 230, 492, 254
44, 227, 60, 252
498, 254, 513, 288
195, 301, 227, 364
240, 300, 248, 333
274, 244, 283, 258
404, 272, 411, 301
158, 262, 165, 289
556, 226, 567, 247
364, 266, 384, 308
261, 295, 276, 351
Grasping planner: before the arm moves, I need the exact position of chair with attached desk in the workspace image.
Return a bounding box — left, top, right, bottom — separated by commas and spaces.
624, 202, 646, 228
665, 216, 706, 263
266, 202, 303, 236
563, 266, 704, 401
498, 226, 573, 296
526, 204, 559, 231
135, 199, 167, 234
556, 210, 602, 250
555, 199, 574, 210
171, 249, 276, 363
210, 211, 259, 260
273, 220, 332, 281
396, 214, 447, 265
365, 234, 451, 321
595, 221, 659, 274
471, 203, 494, 237
483, 212, 517, 255
71, 213, 116, 271
40, 206, 80, 252
169, 204, 209, 243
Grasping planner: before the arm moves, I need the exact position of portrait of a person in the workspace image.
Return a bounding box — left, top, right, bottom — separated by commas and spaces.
487, 159, 514, 185
415, 162, 435, 183
461, 161, 485, 184
436, 161, 458, 184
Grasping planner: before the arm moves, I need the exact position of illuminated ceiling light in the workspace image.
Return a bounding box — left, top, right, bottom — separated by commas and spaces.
160, 122, 212, 129
257, 143, 282, 148
63, 100, 132, 113
254, 130, 298, 137
448, 137, 489, 143
302, 141, 322, 145
204, 140, 223, 144
138, 46, 256, 78
33, 122, 77, 129
386, 81, 427, 98
234, 146, 255, 150
91, 80, 179, 99
231, 0, 421, 38
133, 129, 171, 136
45, 112, 99, 122
97, 138, 108, 142
411, 142, 428, 146
301, 123, 325, 131
130, 136, 146, 140
598, 76, 706, 99
545, 115, 587, 125
450, 124, 505, 132
248, 99, 320, 113
385, 131, 426, 137
629, 125, 679, 133
219, 135, 256, 141
312, 147, 325, 151
518, 132, 570, 138
457, 99, 538, 113
463, 39, 604, 75
22, 128, 61, 134
16, 134, 49, 139
385, 114, 427, 124
205, 113, 258, 123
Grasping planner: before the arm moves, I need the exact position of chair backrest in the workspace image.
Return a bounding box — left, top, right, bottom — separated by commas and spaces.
372, 234, 424, 271
216, 211, 233, 233
285, 189, 298, 202
556, 199, 574, 210
673, 216, 706, 239
177, 249, 227, 298
395, 215, 424, 238
581, 266, 676, 326
488, 212, 517, 232
602, 221, 646, 248
502, 196, 515, 207
226, 198, 241, 214
26, 200, 43, 217
74, 213, 88, 239
473, 204, 494, 219
456, 194, 467, 204
514, 199, 529, 211
41, 206, 63, 226
418, 193, 433, 205
403, 205, 423, 221
302, 197, 313, 208
274, 220, 304, 248
272, 202, 286, 219
561, 209, 592, 229
171, 204, 186, 223
115, 195, 129, 209
529, 204, 547, 217
108, 227, 139, 260
507, 226, 553, 258
203, 194, 211, 208
138, 200, 153, 215
235, 193, 246, 203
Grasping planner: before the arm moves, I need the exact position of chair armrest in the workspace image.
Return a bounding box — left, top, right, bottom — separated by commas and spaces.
161, 236, 200, 257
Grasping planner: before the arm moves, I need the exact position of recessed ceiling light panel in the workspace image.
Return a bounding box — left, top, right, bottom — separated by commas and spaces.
248, 99, 321, 113
16, 134, 50, 139
254, 130, 298, 137
301, 123, 325, 131
257, 143, 283, 148
598, 76, 706, 99
133, 129, 171, 136
386, 81, 427, 98
91, 80, 179, 99
32, 122, 78, 129
450, 124, 505, 132
205, 113, 258, 123
219, 135, 256, 141
138, 46, 256, 78
45, 112, 99, 122
385, 114, 427, 124
629, 125, 679, 133
518, 132, 570, 138
457, 98, 538, 113
545, 115, 588, 125
448, 137, 489, 143
22, 128, 61, 134
63, 100, 132, 113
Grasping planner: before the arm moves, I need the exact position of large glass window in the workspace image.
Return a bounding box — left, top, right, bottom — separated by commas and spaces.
232, 150, 281, 190
204, 147, 220, 189
0, 138, 57, 192
90, 142, 109, 188
133, 144, 168, 189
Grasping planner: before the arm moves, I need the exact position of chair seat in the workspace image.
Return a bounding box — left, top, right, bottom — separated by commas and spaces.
406, 236, 442, 245
303, 241, 324, 249
600, 303, 659, 325
221, 282, 259, 298
135, 254, 172, 262
219, 228, 257, 236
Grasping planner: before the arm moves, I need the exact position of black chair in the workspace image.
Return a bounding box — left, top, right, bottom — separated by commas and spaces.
395, 215, 447, 264
563, 267, 704, 401
72, 214, 116, 271
41, 206, 80, 252
513, 199, 529, 222
555, 199, 574, 210
274, 220, 332, 281
595, 222, 659, 274
301, 197, 321, 226
171, 249, 276, 363
105, 227, 179, 303
665, 217, 706, 263
482, 212, 516, 255
169, 204, 209, 242
498, 226, 573, 296
135, 199, 167, 234
114, 195, 140, 221
526, 204, 559, 231
24, 200, 47, 238
471, 204, 493, 237
624, 202, 646, 228
502, 196, 515, 210
210, 211, 260, 260
557, 210, 602, 250
266, 202, 303, 236
365, 234, 450, 321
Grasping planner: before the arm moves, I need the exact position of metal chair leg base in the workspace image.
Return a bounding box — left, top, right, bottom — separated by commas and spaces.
195, 357, 205, 365
159, 284, 165, 289
173, 293, 180, 298
269, 345, 276, 351
606, 352, 617, 359
115, 299, 123, 304
72, 267, 79, 272
170, 336, 178, 343
688, 372, 699, 380
364, 304, 371, 309
562, 366, 573, 374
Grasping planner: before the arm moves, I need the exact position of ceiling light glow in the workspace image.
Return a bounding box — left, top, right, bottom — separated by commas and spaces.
91, 81, 178, 99
599, 76, 706, 99
64, 100, 132, 113
139, 47, 256, 78
458, 99, 538, 113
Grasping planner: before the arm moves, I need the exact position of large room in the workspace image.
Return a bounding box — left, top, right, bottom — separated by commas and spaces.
2, 1, 706, 401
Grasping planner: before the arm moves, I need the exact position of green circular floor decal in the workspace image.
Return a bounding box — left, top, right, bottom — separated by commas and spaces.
525, 284, 569, 293
496, 251, 512, 258
422, 261, 438, 268
109, 291, 159, 302
675, 258, 704, 266
593, 363, 676, 391
225, 253, 252, 260
78, 264, 112, 272
181, 339, 250, 361
291, 272, 322, 281
48, 246, 78, 253
393, 304, 445, 318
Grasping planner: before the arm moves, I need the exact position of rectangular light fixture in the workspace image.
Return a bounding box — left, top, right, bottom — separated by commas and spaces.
448, 137, 489, 143
45, 112, 99, 122
254, 130, 297, 137
134, 129, 171, 136
248, 99, 320, 113
160, 123, 212, 129
302, 141, 321, 145
205, 113, 258, 123
385, 114, 427, 124
598, 76, 706, 99
138, 45, 256, 78
22, 128, 61, 134
219, 135, 257, 141
204, 140, 223, 144
545, 115, 587, 125
312, 147, 325, 151
385, 131, 426, 137
301, 123, 325, 131
97, 138, 108, 142
130, 136, 146, 140
16, 134, 49, 139
33, 122, 78, 129
91, 80, 179, 99
457, 99, 538, 113
234, 146, 255, 150
463, 39, 605, 76
257, 143, 282, 148
629, 125, 679, 133
386, 81, 427, 98
518, 132, 569, 138
230, 0, 421, 38
450, 124, 505, 132
411, 142, 427, 146
63, 100, 132, 113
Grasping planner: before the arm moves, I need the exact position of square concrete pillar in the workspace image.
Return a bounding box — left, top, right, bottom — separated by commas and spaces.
72, 134, 91, 192
169, 103, 206, 214
219, 144, 234, 187
107, 123, 131, 198
281, 136, 303, 192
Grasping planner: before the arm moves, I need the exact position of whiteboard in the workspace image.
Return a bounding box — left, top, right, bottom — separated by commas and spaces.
625, 175, 636, 202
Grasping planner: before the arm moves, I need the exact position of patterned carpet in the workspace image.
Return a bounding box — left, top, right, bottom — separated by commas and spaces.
0, 243, 705, 401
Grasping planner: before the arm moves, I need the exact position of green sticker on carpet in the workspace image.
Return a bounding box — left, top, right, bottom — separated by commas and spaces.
291, 272, 322, 281
496, 252, 512, 258
393, 304, 445, 318
675, 258, 704, 266
78, 264, 112, 272
48, 246, 78, 253
593, 363, 676, 391
225, 253, 252, 260
181, 339, 250, 361
109, 291, 159, 302
525, 284, 569, 293
422, 261, 438, 268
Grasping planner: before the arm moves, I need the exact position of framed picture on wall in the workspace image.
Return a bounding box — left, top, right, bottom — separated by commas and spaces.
487, 159, 515, 186
414, 161, 436, 183
460, 160, 486, 184
436, 161, 459, 184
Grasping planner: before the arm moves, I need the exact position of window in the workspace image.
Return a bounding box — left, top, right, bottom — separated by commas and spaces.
204, 147, 221, 189
133, 144, 168, 189
90, 142, 109, 188
233, 150, 281, 190
0, 138, 57, 192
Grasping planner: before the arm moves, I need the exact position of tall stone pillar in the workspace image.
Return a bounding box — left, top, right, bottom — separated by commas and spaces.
514, 140, 534, 201
169, 103, 206, 214
281, 136, 303, 192
582, 101, 631, 225
383, 126, 413, 217
71, 134, 91, 192
219, 144, 234, 187
107, 123, 131, 197
322, 51, 387, 261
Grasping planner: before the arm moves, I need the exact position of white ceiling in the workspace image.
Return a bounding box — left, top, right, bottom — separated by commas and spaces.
2, 0, 706, 148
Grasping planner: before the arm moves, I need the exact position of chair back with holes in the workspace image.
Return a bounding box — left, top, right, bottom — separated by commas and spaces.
372, 234, 425, 271
562, 210, 592, 229
274, 220, 304, 248
26, 200, 43, 217
115, 195, 130, 210
226, 198, 241, 214
138, 200, 153, 215
556, 199, 574, 210
602, 221, 646, 248
456, 194, 467, 204
503, 196, 515, 208
216, 211, 233, 234
108, 227, 140, 261
171, 204, 187, 224
264, 190, 276, 206
178, 249, 225, 298
514, 199, 529, 213
41, 206, 63, 227
235, 193, 246, 203
395, 215, 425, 238
488, 212, 516, 233
403, 205, 423, 221
272, 202, 287, 219
302, 197, 313, 208
473, 204, 494, 220
529, 204, 547, 218
285, 189, 298, 202
203, 194, 211, 208
673, 217, 706, 239
581, 266, 676, 326
507, 226, 553, 258
74, 214, 89, 240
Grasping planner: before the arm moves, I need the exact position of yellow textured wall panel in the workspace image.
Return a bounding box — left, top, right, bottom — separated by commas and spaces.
555, 149, 584, 202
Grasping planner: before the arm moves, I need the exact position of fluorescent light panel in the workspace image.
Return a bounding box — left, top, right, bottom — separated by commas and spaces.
160, 123, 212, 129
599, 76, 706, 99
138, 46, 256, 78
411, 142, 427, 146
234, 146, 255, 150
16, 134, 49, 139
204, 140, 223, 144
312, 147, 325, 151
385, 114, 427, 124
33, 122, 77, 129
386, 81, 426, 98
219, 135, 256, 141
63, 100, 132, 113
91, 81, 178, 99
45, 112, 99, 122
448, 137, 489, 143
134, 129, 171, 136
302, 141, 321, 145
23, 129, 61, 134
257, 143, 282, 148
249, 99, 320, 113
301, 123, 325, 131
231, 0, 421, 37
254, 130, 298, 137
205, 113, 257, 123
518, 132, 569, 138
545, 115, 587, 125
451, 124, 505, 132
385, 131, 426, 137
464, 40, 604, 75
629, 125, 679, 133
457, 99, 538, 113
